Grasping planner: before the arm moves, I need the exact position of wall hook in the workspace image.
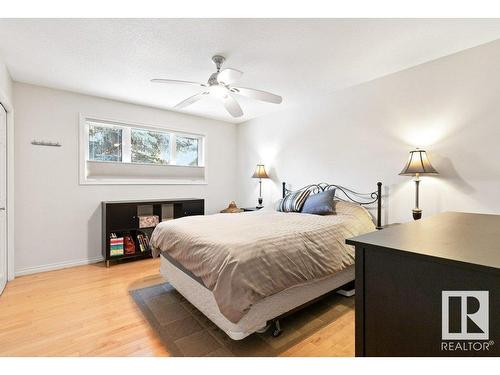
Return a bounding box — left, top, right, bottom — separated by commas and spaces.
31, 140, 62, 147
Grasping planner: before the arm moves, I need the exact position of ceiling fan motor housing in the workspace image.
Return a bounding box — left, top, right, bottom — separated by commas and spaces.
211, 55, 226, 71
208, 72, 219, 86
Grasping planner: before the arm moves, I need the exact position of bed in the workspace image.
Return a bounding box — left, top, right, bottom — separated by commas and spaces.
150, 181, 382, 340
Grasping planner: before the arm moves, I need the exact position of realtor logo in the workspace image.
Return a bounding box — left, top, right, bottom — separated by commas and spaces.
442, 291, 489, 340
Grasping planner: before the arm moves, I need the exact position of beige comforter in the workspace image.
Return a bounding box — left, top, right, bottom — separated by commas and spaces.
150, 201, 375, 323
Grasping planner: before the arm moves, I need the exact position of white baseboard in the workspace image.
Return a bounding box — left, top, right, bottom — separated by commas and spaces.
15, 256, 105, 277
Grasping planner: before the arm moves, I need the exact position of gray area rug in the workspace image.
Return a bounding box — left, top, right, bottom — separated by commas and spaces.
131, 282, 353, 357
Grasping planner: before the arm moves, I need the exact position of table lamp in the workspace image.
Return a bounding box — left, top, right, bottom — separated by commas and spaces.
252, 164, 269, 208
399, 148, 438, 220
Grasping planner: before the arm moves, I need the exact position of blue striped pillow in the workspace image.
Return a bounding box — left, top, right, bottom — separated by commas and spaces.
277, 189, 311, 212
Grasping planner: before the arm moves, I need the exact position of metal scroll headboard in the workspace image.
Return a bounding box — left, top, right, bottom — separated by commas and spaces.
282, 181, 383, 230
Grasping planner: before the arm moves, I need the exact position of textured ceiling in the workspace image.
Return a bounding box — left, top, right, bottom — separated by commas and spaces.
1, 18, 500, 123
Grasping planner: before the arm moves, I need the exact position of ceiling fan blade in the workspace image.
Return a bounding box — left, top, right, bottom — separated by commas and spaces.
174, 92, 207, 109
231, 86, 282, 104
151, 79, 207, 87
217, 68, 243, 85
223, 94, 244, 118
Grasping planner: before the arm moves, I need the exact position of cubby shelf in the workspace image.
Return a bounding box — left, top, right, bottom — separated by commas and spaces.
102, 198, 204, 267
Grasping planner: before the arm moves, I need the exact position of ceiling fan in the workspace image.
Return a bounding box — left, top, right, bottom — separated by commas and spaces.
151, 55, 283, 118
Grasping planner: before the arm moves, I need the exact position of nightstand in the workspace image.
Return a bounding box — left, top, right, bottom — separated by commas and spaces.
242, 207, 263, 212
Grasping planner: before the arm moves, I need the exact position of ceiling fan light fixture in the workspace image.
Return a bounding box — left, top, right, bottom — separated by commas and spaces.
209, 84, 229, 99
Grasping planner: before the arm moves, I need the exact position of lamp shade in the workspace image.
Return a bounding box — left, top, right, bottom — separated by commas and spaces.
252, 164, 269, 179
399, 149, 438, 176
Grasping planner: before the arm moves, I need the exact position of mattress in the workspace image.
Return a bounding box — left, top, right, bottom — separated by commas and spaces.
160, 253, 355, 340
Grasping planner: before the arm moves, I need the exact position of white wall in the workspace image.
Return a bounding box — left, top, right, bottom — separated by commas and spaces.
14, 83, 237, 275
237, 39, 500, 225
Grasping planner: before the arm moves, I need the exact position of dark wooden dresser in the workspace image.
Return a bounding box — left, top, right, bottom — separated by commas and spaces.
347, 212, 500, 356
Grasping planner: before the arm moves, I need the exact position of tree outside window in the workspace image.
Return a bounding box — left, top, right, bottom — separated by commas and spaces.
131, 129, 170, 164
176, 136, 199, 166
88, 125, 122, 162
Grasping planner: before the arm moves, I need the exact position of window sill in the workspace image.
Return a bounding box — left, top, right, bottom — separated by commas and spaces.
80, 179, 208, 186
81, 160, 206, 185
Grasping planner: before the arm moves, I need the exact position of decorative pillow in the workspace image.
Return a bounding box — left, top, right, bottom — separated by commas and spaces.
301, 189, 336, 215
277, 189, 311, 212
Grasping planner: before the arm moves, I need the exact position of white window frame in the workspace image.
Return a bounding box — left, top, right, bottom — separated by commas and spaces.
79, 114, 207, 185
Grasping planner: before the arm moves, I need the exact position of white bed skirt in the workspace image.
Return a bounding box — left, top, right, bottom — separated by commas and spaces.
160, 254, 354, 340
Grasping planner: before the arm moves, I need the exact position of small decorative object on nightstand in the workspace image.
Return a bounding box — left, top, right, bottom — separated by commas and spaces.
252, 164, 269, 209
220, 201, 243, 213
399, 148, 438, 220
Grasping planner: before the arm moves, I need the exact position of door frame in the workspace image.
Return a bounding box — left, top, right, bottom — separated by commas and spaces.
0, 89, 14, 282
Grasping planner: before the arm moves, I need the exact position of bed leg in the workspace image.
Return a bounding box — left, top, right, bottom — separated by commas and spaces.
337, 280, 355, 297
271, 319, 283, 338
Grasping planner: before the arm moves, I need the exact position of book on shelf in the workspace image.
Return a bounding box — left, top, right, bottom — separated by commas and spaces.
109, 233, 124, 256
124, 235, 136, 255
136, 233, 150, 252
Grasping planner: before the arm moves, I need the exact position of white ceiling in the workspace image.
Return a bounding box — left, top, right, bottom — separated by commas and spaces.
1, 18, 500, 124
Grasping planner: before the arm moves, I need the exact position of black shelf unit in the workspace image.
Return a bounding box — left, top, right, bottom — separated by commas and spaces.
102, 198, 204, 267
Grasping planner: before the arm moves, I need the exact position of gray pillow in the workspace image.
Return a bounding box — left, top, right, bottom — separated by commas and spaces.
301, 189, 336, 215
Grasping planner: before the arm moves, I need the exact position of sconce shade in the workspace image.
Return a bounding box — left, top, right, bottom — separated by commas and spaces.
252, 164, 269, 179
399, 149, 438, 176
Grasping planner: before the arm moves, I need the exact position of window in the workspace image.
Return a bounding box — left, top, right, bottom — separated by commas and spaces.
176, 136, 199, 166
88, 124, 123, 162
80, 115, 205, 184
131, 128, 170, 165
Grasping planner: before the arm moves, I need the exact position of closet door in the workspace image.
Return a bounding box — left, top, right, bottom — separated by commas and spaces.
0, 104, 6, 295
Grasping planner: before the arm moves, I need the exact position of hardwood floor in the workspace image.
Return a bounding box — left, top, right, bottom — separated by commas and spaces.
0, 259, 354, 356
